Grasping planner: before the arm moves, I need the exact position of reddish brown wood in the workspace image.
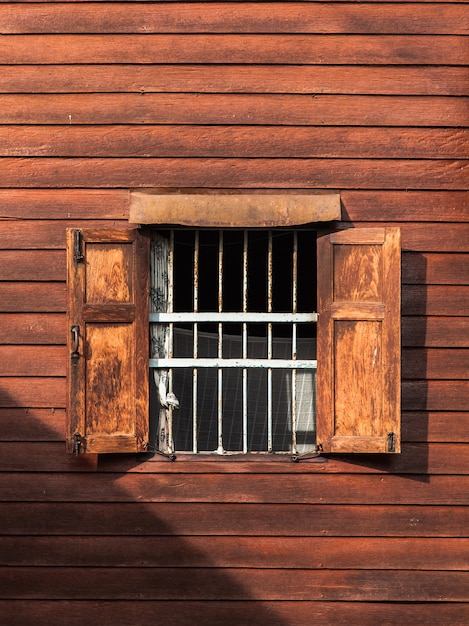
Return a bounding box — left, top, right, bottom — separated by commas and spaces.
1, 158, 467, 190
1, 94, 467, 126
403, 253, 469, 284
404, 412, 469, 443
0, 378, 65, 409
0, 600, 467, 626
2, 34, 468, 65
0, 346, 66, 376
1, 502, 468, 537
0, 408, 65, 441
403, 317, 469, 347
403, 348, 469, 379
3, 536, 469, 570
0, 314, 65, 344
0, 283, 65, 312
2, 65, 467, 95
0, 250, 65, 281
2, 3, 467, 35
1, 567, 468, 601
2, 126, 467, 159
2, 473, 468, 504
402, 285, 469, 316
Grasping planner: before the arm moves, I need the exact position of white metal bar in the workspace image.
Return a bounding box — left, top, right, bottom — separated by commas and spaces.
292, 230, 298, 455
217, 230, 224, 454
150, 358, 317, 369
267, 230, 273, 453
167, 230, 175, 454
242, 230, 248, 453
193, 230, 199, 453
150, 312, 317, 323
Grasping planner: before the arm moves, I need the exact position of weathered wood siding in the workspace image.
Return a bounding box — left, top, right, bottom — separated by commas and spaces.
0, 1, 468, 623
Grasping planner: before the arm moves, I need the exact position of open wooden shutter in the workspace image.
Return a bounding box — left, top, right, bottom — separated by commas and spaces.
67, 228, 150, 454
316, 228, 401, 453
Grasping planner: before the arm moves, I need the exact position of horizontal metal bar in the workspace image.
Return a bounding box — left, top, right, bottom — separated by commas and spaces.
150, 312, 317, 323
150, 358, 317, 369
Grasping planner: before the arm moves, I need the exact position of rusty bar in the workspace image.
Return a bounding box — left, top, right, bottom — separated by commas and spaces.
193, 230, 199, 453
217, 230, 224, 454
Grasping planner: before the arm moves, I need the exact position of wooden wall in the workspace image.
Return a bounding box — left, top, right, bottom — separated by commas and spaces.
0, 1, 468, 623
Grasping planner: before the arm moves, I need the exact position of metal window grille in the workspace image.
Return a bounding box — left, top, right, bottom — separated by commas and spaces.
150, 229, 317, 455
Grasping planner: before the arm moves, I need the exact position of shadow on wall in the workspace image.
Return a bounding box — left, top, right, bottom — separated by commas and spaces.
0, 385, 292, 626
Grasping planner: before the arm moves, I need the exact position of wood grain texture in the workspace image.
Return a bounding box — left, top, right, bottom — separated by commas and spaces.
2, 536, 469, 569
2, 65, 467, 95
2, 94, 467, 125
2, 34, 468, 65
1, 502, 468, 537
2, 472, 469, 504
2, 126, 467, 159
1, 567, 469, 601
1, 158, 467, 190
0, 601, 467, 626
2, 3, 467, 35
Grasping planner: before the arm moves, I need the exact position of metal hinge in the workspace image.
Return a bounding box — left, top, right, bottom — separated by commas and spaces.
387, 432, 396, 453
73, 230, 84, 263
72, 432, 83, 455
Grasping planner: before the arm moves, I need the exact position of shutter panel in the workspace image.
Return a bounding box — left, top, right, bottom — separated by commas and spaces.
316, 228, 401, 454
67, 228, 149, 454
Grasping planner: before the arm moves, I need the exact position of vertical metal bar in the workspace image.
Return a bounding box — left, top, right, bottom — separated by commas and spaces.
291, 230, 298, 454
193, 230, 199, 453
267, 230, 273, 452
167, 230, 175, 454
242, 230, 248, 453
217, 230, 224, 454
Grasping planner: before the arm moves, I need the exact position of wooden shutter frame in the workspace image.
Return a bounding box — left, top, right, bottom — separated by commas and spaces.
316, 227, 401, 454
66, 228, 150, 454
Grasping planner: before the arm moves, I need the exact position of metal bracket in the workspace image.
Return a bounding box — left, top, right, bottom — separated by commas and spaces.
72, 432, 83, 455
387, 432, 396, 453
73, 230, 84, 263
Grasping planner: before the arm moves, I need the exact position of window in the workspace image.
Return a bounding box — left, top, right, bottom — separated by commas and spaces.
66, 225, 401, 456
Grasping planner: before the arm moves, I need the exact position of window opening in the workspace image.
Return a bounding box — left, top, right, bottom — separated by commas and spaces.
150, 229, 317, 455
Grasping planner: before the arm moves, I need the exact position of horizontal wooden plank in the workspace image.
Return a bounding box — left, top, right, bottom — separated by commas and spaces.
0, 221, 130, 249
402, 348, 469, 379
1, 502, 467, 537
0, 314, 65, 344
0, 283, 65, 312
1, 94, 467, 126
0, 378, 65, 409
3, 442, 469, 475
2, 65, 467, 96
403, 381, 469, 412
341, 191, 469, 222
1, 158, 467, 190
2, 34, 468, 65
0, 408, 65, 441
402, 285, 469, 316
0, 250, 65, 281
2, 3, 468, 35
0, 601, 467, 626
403, 317, 469, 347
0, 190, 129, 220
403, 253, 469, 284
1, 473, 468, 504
403, 412, 469, 443
1, 190, 467, 222
346, 224, 469, 252
2, 536, 469, 570
2, 126, 467, 159
0, 347, 66, 377
1, 567, 468, 601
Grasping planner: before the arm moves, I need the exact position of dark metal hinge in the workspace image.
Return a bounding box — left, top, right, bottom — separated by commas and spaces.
73, 230, 84, 263
387, 432, 396, 453
73, 432, 83, 455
